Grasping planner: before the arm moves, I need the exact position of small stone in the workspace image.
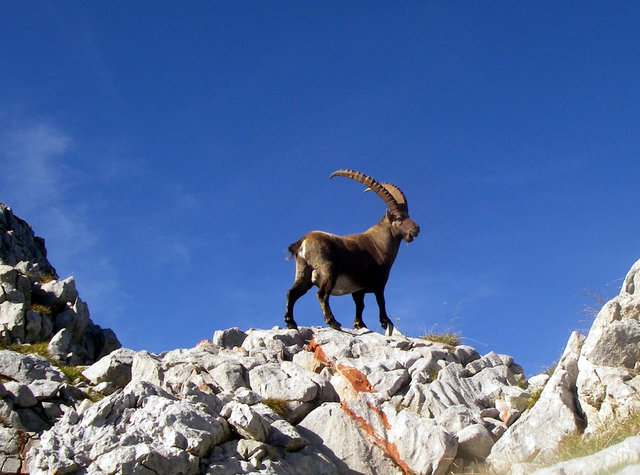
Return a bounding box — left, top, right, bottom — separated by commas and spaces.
213, 327, 248, 349
234, 388, 262, 405
48, 328, 71, 363
82, 348, 136, 388
4, 381, 37, 408
222, 401, 270, 442
456, 423, 495, 460
42, 401, 64, 420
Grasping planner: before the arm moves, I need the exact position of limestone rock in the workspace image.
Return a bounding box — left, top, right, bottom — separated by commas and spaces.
0, 301, 26, 342
298, 402, 404, 474
35, 276, 78, 310
47, 328, 71, 363
456, 423, 494, 460
577, 258, 640, 432
487, 331, 586, 470
82, 347, 136, 388
249, 363, 318, 401
221, 401, 270, 442
210, 360, 248, 392
213, 327, 247, 348
268, 418, 309, 451
0, 350, 65, 384
0, 204, 56, 275
435, 404, 483, 435
26, 381, 230, 474
532, 435, 640, 474
0, 427, 26, 474
387, 408, 458, 475
204, 439, 337, 474
3, 381, 38, 408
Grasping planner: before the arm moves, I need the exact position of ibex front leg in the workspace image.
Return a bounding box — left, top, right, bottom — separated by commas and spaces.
315, 274, 342, 330
375, 290, 394, 335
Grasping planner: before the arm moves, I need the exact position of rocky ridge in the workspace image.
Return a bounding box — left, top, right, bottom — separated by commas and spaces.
25, 326, 530, 474
2, 202, 640, 474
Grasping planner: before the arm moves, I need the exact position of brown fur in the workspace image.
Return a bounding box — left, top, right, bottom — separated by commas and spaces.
284, 208, 419, 332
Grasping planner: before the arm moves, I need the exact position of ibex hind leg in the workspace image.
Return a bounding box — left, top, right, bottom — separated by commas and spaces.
316, 279, 342, 330
352, 290, 367, 330
284, 265, 313, 330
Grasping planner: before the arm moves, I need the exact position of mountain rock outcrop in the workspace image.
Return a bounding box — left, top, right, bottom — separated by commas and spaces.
0, 205, 120, 365
487, 257, 640, 473
576, 258, 640, 432
25, 326, 529, 474
0, 203, 56, 276
3, 202, 640, 474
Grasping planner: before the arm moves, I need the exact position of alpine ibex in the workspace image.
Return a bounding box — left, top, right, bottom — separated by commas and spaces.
284, 169, 420, 333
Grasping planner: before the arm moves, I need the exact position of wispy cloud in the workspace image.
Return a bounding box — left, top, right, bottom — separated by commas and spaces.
0, 120, 127, 329
2, 122, 71, 206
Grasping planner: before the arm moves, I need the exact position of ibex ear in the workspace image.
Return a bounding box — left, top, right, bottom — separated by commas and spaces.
386, 210, 402, 222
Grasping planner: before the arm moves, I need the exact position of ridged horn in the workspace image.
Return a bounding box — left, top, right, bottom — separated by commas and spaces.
330, 169, 403, 214
380, 183, 408, 212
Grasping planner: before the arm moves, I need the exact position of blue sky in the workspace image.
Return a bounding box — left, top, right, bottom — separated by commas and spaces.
1, 2, 639, 376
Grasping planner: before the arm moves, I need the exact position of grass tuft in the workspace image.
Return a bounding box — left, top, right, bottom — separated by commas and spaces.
262, 398, 288, 418
419, 331, 462, 347
552, 411, 640, 463
428, 367, 441, 381
37, 271, 57, 284
525, 388, 543, 410
29, 303, 53, 316
59, 365, 88, 383
0, 341, 50, 359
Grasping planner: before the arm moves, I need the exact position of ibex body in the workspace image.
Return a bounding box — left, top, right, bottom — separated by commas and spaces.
284, 169, 420, 333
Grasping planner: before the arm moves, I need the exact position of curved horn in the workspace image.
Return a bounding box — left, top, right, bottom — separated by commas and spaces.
380, 183, 408, 212
330, 169, 403, 214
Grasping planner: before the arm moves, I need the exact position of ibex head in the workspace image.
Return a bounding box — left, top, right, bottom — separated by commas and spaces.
330, 169, 420, 243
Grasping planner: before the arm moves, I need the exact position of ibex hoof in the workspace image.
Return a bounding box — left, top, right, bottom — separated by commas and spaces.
353, 322, 367, 330
285, 320, 298, 330
328, 320, 342, 330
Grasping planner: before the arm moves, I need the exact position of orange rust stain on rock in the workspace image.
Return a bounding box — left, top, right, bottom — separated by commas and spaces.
337, 363, 376, 393
366, 402, 391, 430
195, 339, 211, 347
308, 336, 331, 366
308, 334, 376, 394
340, 401, 413, 475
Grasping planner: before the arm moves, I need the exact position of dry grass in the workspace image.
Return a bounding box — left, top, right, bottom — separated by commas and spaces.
549, 411, 640, 464
525, 388, 543, 410
0, 340, 89, 383
29, 303, 53, 316
0, 340, 50, 359
262, 398, 288, 418
37, 271, 57, 284
419, 331, 461, 347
